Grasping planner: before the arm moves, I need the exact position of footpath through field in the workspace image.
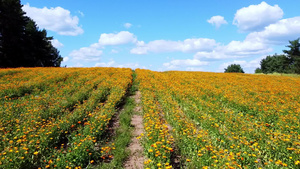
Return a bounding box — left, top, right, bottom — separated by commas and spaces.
124, 91, 144, 169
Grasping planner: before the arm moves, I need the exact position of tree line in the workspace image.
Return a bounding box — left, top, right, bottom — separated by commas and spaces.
225, 39, 300, 74
255, 39, 300, 74
0, 0, 63, 68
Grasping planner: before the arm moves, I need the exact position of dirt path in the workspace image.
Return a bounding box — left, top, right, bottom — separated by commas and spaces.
124, 91, 144, 169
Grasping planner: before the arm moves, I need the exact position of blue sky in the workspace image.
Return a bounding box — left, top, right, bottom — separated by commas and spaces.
20, 0, 300, 73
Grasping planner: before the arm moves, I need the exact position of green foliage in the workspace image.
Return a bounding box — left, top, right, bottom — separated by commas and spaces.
259, 38, 300, 74
224, 64, 245, 73
254, 68, 262, 73
0, 0, 62, 68
260, 54, 291, 74
283, 38, 300, 73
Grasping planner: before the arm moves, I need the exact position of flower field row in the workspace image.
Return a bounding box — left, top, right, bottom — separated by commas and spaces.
137, 70, 174, 169
0, 67, 132, 168
136, 69, 300, 169
1, 67, 299, 168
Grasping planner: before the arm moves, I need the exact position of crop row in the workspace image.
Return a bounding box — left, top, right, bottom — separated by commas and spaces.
137, 70, 174, 169
0, 68, 133, 168
136, 69, 300, 169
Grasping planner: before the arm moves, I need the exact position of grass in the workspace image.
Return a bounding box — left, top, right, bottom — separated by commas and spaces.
254, 72, 300, 77
96, 97, 135, 169
95, 71, 138, 169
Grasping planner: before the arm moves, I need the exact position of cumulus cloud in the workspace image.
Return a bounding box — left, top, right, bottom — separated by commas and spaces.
233, 1, 283, 32
186, 67, 204, 71
124, 23, 132, 29
71, 62, 84, 67
163, 59, 208, 69
69, 47, 102, 61
98, 31, 137, 46
130, 38, 217, 54
221, 60, 259, 69
219, 56, 265, 73
246, 17, 300, 45
224, 40, 272, 55
68, 31, 139, 62
207, 15, 228, 29
23, 3, 83, 36
95, 61, 116, 67
62, 57, 69, 62
50, 39, 64, 48
95, 60, 141, 69
194, 39, 272, 60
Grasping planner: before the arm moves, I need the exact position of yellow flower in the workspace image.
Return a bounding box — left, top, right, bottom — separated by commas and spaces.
33, 151, 39, 155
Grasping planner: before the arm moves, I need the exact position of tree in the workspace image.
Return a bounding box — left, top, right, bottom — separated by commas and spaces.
260, 54, 291, 74
255, 68, 262, 73
23, 19, 62, 67
257, 39, 300, 74
283, 38, 300, 73
0, 0, 29, 67
0, 0, 62, 68
224, 64, 245, 73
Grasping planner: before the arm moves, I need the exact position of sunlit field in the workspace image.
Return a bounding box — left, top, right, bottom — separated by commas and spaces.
0, 67, 132, 168
0, 68, 299, 168
136, 69, 300, 169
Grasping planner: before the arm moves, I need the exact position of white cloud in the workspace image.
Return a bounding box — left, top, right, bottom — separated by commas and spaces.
225, 40, 272, 55
194, 39, 272, 60
62, 57, 69, 62
124, 23, 132, 29
111, 49, 119, 53
23, 3, 83, 36
78, 11, 84, 17
233, 1, 283, 32
98, 31, 137, 46
207, 15, 228, 29
163, 59, 208, 69
50, 39, 64, 48
95, 60, 141, 69
246, 17, 300, 45
186, 67, 204, 71
219, 56, 264, 73
130, 38, 217, 54
70, 62, 84, 67
95, 61, 116, 67
69, 46, 102, 61
221, 60, 259, 69
68, 31, 139, 63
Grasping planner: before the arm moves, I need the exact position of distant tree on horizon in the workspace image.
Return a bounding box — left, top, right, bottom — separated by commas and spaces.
224, 64, 245, 73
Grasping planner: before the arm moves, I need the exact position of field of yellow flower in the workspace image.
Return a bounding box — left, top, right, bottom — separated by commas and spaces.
135, 69, 300, 169
0, 67, 132, 168
0, 68, 299, 169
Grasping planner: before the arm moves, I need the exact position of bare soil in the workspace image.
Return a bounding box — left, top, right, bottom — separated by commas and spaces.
124, 91, 144, 169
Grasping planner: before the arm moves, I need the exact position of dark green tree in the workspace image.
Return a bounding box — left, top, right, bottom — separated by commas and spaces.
224, 64, 245, 73
255, 68, 262, 73
260, 54, 291, 74
23, 19, 62, 67
283, 38, 300, 73
0, 0, 62, 68
0, 0, 29, 67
